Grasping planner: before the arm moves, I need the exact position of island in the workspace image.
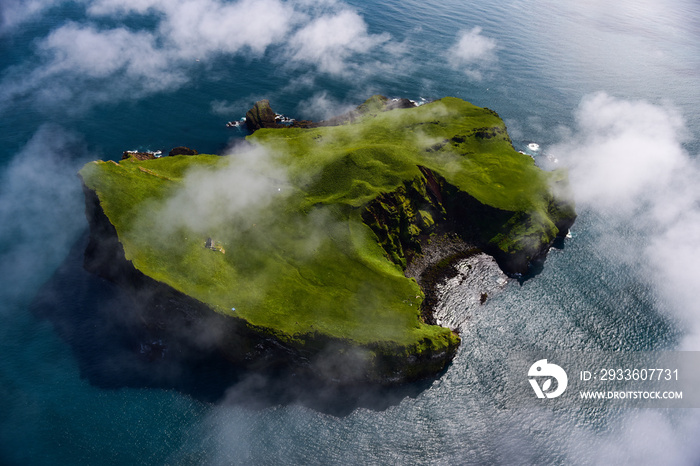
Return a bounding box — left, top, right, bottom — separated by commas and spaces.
78, 96, 576, 385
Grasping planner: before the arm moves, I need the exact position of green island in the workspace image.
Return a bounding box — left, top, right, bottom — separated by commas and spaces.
79, 96, 575, 383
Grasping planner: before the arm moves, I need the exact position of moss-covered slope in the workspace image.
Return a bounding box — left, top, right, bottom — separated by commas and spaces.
79, 96, 575, 383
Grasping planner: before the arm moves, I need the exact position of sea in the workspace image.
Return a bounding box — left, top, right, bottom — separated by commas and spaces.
2, 0, 700, 464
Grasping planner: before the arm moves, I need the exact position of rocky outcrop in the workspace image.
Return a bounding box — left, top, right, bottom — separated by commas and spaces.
288, 119, 316, 129
360, 167, 575, 329
168, 146, 198, 157
122, 151, 156, 161
386, 97, 417, 110
361, 167, 445, 269
245, 99, 281, 132
361, 167, 576, 278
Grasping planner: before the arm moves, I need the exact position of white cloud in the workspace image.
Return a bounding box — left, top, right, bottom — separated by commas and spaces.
88, 0, 299, 59
156, 0, 298, 59
295, 91, 355, 120
0, 21, 188, 112
41, 23, 171, 79
0, 0, 397, 113
0, 0, 60, 34
285, 9, 390, 75
0, 125, 87, 308
551, 92, 700, 347
566, 409, 700, 465
152, 145, 290, 236
447, 26, 497, 77
86, 0, 163, 16
556, 92, 688, 213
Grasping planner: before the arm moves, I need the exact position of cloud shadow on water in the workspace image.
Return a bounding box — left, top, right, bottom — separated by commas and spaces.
31, 231, 440, 417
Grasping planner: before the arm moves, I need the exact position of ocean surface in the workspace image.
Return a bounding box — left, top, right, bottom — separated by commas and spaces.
2, 0, 700, 464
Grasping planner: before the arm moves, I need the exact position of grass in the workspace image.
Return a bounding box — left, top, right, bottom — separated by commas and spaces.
79, 97, 565, 355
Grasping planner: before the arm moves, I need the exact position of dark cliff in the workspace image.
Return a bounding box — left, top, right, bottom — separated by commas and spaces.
362, 166, 575, 277
245, 99, 281, 132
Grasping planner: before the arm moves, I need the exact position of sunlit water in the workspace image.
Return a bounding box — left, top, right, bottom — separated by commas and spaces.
1, 0, 699, 464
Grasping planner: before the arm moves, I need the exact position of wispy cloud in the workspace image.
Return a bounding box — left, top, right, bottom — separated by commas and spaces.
284, 9, 390, 75
552, 92, 700, 347
0, 0, 397, 115
294, 91, 356, 120
446, 26, 497, 79
0, 0, 60, 34
42, 23, 175, 80
558, 92, 688, 213
94, 0, 300, 59
152, 145, 289, 236
0, 125, 88, 308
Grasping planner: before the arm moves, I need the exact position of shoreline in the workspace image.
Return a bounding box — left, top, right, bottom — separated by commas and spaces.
404, 230, 509, 331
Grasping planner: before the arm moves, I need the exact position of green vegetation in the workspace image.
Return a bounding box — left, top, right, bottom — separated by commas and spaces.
79, 96, 574, 370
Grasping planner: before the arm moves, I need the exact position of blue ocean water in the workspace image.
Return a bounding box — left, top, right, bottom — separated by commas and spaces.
2, 0, 700, 464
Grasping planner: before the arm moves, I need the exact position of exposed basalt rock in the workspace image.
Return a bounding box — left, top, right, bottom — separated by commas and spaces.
548, 173, 577, 235
79, 177, 457, 385
245, 99, 281, 132
426, 140, 449, 152
122, 151, 156, 161
360, 166, 575, 328
289, 119, 316, 129
361, 167, 446, 269
361, 166, 576, 278
168, 146, 198, 157
411, 238, 481, 326
386, 98, 417, 110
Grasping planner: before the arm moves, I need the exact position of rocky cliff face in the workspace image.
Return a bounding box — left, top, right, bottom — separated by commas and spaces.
361, 167, 575, 278
168, 146, 198, 157
357, 165, 576, 333
121, 151, 156, 161
245, 99, 281, 132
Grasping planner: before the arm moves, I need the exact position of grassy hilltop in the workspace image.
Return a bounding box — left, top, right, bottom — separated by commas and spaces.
79, 96, 575, 380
